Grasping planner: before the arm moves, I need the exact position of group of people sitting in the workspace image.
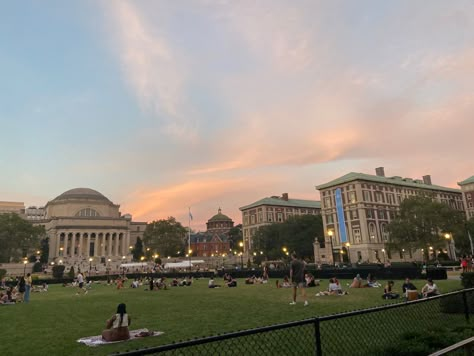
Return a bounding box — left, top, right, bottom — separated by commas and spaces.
383, 277, 440, 300
223, 274, 237, 287
316, 277, 348, 296
245, 275, 268, 285
276, 273, 320, 289
349, 274, 382, 288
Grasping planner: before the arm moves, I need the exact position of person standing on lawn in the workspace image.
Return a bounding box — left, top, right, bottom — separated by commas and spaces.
289, 252, 308, 306
24, 273, 32, 303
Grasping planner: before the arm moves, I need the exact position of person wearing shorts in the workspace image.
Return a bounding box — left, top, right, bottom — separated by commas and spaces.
76, 272, 87, 295
289, 252, 308, 306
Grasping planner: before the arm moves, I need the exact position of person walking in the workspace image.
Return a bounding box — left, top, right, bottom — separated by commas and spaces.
24, 273, 32, 303
289, 252, 308, 306
76, 272, 87, 295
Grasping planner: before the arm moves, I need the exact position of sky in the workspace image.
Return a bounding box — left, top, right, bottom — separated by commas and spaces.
1, 0, 473, 231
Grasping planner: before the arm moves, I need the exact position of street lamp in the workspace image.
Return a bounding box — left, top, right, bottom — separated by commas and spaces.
381, 248, 386, 262
23, 259, 28, 276
89, 257, 93, 275
239, 252, 243, 269
444, 233, 456, 260
402, 249, 406, 262
328, 230, 335, 266
345, 242, 351, 264
188, 249, 192, 271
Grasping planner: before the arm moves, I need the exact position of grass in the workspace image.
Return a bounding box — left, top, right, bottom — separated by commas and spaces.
1, 278, 465, 355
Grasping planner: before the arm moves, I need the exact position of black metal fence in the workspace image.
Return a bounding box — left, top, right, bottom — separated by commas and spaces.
113, 288, 473, 356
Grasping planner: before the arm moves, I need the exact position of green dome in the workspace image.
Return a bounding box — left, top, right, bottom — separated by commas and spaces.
208, 208, 232, 222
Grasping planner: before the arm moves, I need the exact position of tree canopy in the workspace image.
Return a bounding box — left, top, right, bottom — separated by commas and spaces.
227, 224, 242, 250
143, 217, 187, 258
252, 214, 324, 262
387, 196, 466, 259
0, 213, 45, 263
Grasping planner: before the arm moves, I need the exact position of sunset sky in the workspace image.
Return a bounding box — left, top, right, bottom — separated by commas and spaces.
1, 0, 473, 231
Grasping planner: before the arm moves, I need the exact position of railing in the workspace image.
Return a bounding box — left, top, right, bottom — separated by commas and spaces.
113, 288, 474, 356
429, 336, 474, 355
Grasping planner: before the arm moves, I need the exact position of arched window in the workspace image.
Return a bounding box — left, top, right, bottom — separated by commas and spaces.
75, 208, 100, 217
381, 224, 389, 241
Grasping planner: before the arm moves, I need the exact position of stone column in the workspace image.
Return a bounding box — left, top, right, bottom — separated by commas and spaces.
86, 234, 91, 257
101, 233, 106, 256
71, 233, 76, 257
56, 232, 61, 257
114, 232, 119, 256
78, 234, 83, 259
107, 234, 113, 256
64, 233, 69, 257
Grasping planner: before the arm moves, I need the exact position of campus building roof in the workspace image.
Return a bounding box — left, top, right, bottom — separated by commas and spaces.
458, 176, 474, 186
239, 196, 321, 211
316, 172, 460, 193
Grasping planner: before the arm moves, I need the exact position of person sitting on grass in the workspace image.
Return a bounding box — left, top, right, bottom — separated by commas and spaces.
305, 273, 319, 287
208, 277, 221, 288
366, 274, 381, 288
382, 281, 399, 299
225, 274, 237, 287
350, 274, 362, 288
276, 276, 292, 288
316, 278, 348, 296
421, 278, 440, 298
102, 303, 131, 342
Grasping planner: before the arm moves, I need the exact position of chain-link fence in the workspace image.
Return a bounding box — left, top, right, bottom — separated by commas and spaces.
113, 289, 473, 356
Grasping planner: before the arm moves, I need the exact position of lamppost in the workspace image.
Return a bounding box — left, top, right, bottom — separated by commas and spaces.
239, 252, 243, 269
23, 259, 28, 276
188, 249, 192, 272
89, 257, 93, 276
122, 256, 126, 277
328, 230, 335, 266
444, 233, 456, 260
381, 248, 386, 262
107, 258, 111, 282
345, 242, 351, 264
402, 249, 406, 262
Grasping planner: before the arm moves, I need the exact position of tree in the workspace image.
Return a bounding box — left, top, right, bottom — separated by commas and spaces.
0, 213, 45, 263
39, 237, 49, 264
227, 224, 242, 250
252, 215, 324, 262
143, 217, 187, 258
387, 196, 466, 260
132, 237, 144, 262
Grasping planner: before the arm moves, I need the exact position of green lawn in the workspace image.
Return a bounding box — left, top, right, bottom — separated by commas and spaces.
1, 278, 465, 355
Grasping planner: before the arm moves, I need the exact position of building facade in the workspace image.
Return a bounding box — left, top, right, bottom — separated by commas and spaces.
458, 176, 474, 220
190, 208, 232, 257
315, 168, 464, 264
0, 201, 25, 215
38, 188, 146, 266
239, 193, 321, 253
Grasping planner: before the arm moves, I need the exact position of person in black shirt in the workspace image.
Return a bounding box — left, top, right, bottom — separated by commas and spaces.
289, 252, 308, 306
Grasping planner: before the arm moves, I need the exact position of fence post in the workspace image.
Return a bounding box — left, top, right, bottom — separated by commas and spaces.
314, 317, 322, 356
462, 290, 470, 323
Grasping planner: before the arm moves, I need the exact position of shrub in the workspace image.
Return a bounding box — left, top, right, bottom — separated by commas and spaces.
0, 269, 6, 280
439, 292, 474, 314
461, 272, 474, 288
33, 262, 42, 273
68, 266, 75, 279
52, 265, 66, 279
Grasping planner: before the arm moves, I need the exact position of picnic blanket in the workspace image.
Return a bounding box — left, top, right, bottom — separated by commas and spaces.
77, 328, 164, 347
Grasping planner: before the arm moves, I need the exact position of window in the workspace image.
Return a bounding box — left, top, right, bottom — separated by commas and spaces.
352, 210, 358, 219
348, 191, 356, 204
267, 212, 273, 222
467, 194, 472, 201
324, 197, 332, 208
378, 210, 386, 220
76, 208, 100, 217
327, 214, 334, 224
366, 209, 373, 219
363, 191, 372, 202
381, 224, 389, 241
469, 202, 473, 208
258, 212, 263, 223
353, 229, 361, 243
277, 213, 283, 222
250, 215, 255, 224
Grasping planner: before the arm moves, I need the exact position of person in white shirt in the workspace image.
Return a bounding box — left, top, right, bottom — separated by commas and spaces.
421, 278, 440, 298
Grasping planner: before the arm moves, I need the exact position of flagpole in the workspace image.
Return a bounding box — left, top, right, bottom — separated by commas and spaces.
188, 207, 191, 271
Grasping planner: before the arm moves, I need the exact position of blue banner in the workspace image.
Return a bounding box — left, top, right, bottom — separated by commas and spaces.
335, 188, 347, 243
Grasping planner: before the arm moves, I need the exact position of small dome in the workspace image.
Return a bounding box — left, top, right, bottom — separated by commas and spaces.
52, 188, 111, 203
208, 208, 233, 222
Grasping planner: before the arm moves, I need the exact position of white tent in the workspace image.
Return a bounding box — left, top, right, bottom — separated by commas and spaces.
119, 262, 149, 268
163, 260, 206, 269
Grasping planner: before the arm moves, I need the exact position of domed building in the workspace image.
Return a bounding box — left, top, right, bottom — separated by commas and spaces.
190, 208, 233, 257
206, 208, 234, 234
41, 188, 146, 266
